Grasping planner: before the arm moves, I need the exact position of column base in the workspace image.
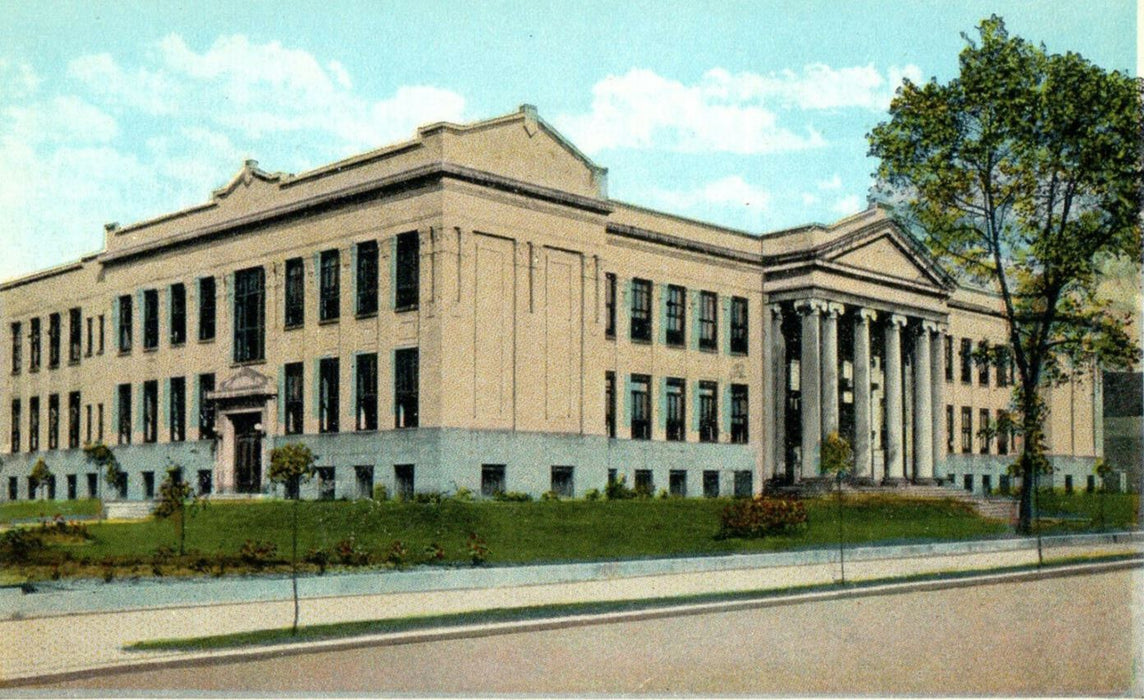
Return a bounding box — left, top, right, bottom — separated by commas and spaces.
880, 477, 908, 487
912, 477, 939, 486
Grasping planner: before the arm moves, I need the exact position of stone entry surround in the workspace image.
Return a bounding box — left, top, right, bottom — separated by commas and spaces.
766, 298, 947, 485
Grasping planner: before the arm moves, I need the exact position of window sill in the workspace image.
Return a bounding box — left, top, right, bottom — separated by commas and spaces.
630, 338, 652, 345
230, 359, 267, 368
198, 337, 216, 344
284, 324, 303, 332
170, 342, 185, 349
665, 341, 685, 349
729, 350, 748, 357
355, 311, 378, 320
143, 347, 158, 354
698, 346, 718, 354
48, 364, 60, 371
395, 305, 419, 314
319, 318, 340, 326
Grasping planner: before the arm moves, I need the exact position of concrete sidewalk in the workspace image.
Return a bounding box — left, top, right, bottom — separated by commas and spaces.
2, 533, 1141, 684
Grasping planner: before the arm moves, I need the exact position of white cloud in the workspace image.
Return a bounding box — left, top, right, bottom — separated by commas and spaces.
831, 194, 864, 215
648, 175, 771, 226
816, 173, 843, 190
0, 59, 41, 102
801, 192, 819, 205
703, 64, 922, 111
556, 68, 825, 155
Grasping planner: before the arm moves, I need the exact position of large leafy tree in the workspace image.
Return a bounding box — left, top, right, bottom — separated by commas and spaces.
869, 16, 1142, 534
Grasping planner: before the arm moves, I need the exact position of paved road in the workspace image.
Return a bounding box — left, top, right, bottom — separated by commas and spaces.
36, 568, 1142, 695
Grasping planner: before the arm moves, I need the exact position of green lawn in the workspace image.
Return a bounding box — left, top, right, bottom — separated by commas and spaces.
1033, 491, 1139, 534
0, 498, 102, 525
0, 494, 1012, 581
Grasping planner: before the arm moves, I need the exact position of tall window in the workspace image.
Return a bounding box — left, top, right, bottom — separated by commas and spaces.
69, 393, 81, 448
355, 353, 378, 431
960, 406, 972, 453
731, 297, 748, 354
198, 277, 216, 342
666, 285, 686, 346
118, 295, 133, 352
699, 380, 718, 442
630, 278, 651, 341
944, 336, 953, 382
85, 317, 93, 357
395, 231, 419, 310
284, 363, 303, 435
28, 397, 39, 451
979, 408, 991, 454
115, 384, 131, 445
996, 346, 1010, 387
48, 313, 60, 368
69, 308, 82, 362
29, 317, 41, 370
319, 249, 340, 321
170, 284, 186, 345
946, 405, 954, 453
356, 240, 379, 316
233, 267, 265, 362
284, 257, 304, 328
143, 380, 158, 443
10, 399, 20, 453
198, 373, 215, 439
604, 273, 616, 339
666, 377, 685, 441
731, 384, 749, 443
169, 377, 185, 442
630, 374, 650, 440
48, 394, 59, 450
98, 403, 104, 442
481, 464, 506, 497
959, 338, 972, 383
977, 341, 990, 386
98, 314, 105, 354
143, 290, 159, 350
699, 291, 718, 351
10, 322, 20, 374
997, 409, 1009, 455
395, 348, 419, 428
319, 357, 340, 433
605, 371, 616, 438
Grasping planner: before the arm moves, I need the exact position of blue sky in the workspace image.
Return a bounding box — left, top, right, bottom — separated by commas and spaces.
0, 0, 1136, 281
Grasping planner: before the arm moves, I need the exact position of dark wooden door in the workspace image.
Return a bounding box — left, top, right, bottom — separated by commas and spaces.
233, 413, 262, 494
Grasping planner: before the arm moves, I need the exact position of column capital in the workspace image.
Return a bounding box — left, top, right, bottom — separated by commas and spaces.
824, 301, 845, 318
768, 303, 784, 319
857, 307, 878, 323
921, 319, 941, 334
888, 313, 908, 328
795, 298, 827, 315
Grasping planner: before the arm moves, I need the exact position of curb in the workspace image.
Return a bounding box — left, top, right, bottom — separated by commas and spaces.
6, 555, 1141, 688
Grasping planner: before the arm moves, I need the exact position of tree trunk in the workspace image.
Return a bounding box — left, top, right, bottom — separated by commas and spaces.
291, 497, 300, 635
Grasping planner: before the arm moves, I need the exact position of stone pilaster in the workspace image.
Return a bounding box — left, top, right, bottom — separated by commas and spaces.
821, 302, 843, 437
931, 324, 947, 480
763, 304, 783, 481
796, 299, 825, 479
853, 308, 876, 480
914, 321, 936, 482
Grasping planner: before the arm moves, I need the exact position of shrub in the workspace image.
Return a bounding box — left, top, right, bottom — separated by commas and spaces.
583, 488, 602, 501
0, 529, 43, 564
385, 539, 410, 568
304, 548, 331, 574
422, 542, 445, 562
467, 532, 489, 565
540, 490, 560, 502
334, 537, 371, 566
656, 488, 670, 500
412, 491, 445, 505
451, 487, 474, 503
372, 484, 389, 501
494, 491, 532, 502
239, 539, 279, 568
719, 496, 808, 539
605, 476, 636, 500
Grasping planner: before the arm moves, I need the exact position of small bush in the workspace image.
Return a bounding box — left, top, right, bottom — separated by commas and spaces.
540, 490, 560, 502
583, 488, 602, 501
190, 556, 211, 574
372, 484, 389, 502
304, 547, 331, 574
239, 539, 278, 568
451, 487, 474, 503
466, 532, 489, 565
606, 476, 636, 500
0, 529, 43, 564
494, 491, 532, 502
334, 537, 371, 566
656, 488, 670, 500
422, 542, 445, 562
385, 539, 410, 568
719, 496, 808, 539
412, 491, 445, 505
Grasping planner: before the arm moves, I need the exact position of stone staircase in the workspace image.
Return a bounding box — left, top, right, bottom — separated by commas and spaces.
102, 500, 156, 521
773, 478, 1018, 522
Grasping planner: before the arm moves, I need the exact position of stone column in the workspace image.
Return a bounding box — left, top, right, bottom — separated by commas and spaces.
853, 308, 876, 480
772, 306, 787, 481
914, 321, 935, 482
821, 302, 843, 437
931, 324, 947, 481
797, 299, 824, 479
884, 314, 907, 483
763, 304, 783, 482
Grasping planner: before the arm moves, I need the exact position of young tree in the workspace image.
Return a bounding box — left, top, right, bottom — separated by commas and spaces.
153, 465, 201, 556
267, 442, 317, 635
29, 458, 52, 500
84, 442, 124, 502
821, 431, 854, 584
868, 16, 1143, 534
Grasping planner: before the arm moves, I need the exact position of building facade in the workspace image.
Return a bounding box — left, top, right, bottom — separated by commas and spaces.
0, 106, 1103, 502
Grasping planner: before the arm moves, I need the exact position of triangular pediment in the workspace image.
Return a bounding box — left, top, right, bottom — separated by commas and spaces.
830, 233, 930, 283
209, 366, 276, 400
817, 217, 955, 292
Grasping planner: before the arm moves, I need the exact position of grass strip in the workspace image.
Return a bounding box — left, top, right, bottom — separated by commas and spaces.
126, 551, 1140, 653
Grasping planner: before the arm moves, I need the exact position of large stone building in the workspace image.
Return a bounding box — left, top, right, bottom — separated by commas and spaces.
0, 106, 1103, 502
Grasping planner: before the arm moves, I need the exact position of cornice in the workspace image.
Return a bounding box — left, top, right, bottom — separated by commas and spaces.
605, 222, 762, 265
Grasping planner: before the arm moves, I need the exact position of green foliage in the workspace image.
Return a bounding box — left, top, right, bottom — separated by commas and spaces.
267, 443, 317, 497
868, 16, 1143, 534
371, 484, 389, 502
820, 432, 854, 476
719, 496, 809, 538
383, 540, 409, 568
493, 490, 532, 502
83, 442, 123, 489
239, 539, 279, 567
451, 487, 474, 503
0, 528, 43, 564
540, 490, 561, 501
605, 475, 636, 500
466, 532, 489, 565
334, 536, 371, 566
304, 547, 330, 574
29, 458, 52, 497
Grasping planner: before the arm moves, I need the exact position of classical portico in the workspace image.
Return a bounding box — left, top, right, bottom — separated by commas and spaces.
761, 213, 955, 484
206, 366, 278, 495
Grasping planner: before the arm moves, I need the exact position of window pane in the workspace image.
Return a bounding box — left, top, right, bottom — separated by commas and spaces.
320, 249, 340, 321
355, 353, 378, 431
198, 277, 216, 341
395, 231, 419, 310
170, 284, 186, 345
356, 241, 379, 316
319, 358, 340, 433
284, 258, 305, 328
700, 291, 717, 351
233, 267, 265, 362
395, 348, 419, 428
630, 279, 651, 341
285, 363, 304, 435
